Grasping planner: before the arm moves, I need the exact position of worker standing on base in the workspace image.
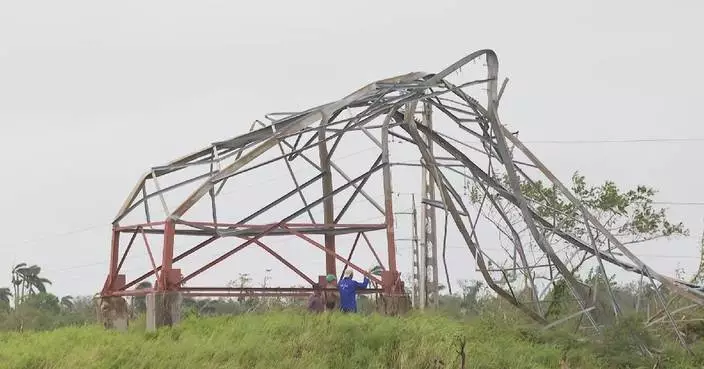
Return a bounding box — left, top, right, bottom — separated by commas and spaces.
323, 274, 339, 311
337, 269, 369, 313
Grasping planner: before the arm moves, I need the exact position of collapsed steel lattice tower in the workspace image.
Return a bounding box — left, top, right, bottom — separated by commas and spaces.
101, 49, 704, 334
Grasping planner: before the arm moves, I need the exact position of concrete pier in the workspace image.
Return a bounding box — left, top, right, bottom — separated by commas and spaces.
146, 292, 183, 331
98, 296, 129, 331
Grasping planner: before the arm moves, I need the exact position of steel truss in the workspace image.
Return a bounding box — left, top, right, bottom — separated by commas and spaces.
102, 49, 704, 338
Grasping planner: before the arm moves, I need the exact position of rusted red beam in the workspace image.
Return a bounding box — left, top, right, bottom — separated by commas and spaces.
104, 229, 120, 293
121, 236, 218, 291
181, 286, 382, 293
109, 288, 157, 297
114, 221, 167, 231
242, 237, 316, 286
177, 221, 386, 229
183, 287, 336, 292
361, 232, 385, 270
159, 220, 176, 289
115, 224, 386, 237
282, 225, 383, 285
184, 292, 312, 298
115, 228, 139, 275
180, 290, 382, 298
108, 288, 157, 296
140, 227, 161, 288
340, 233, 361, 277
108, 287, 382, 298
179, 223, 279, 284
384, 196, 397, 273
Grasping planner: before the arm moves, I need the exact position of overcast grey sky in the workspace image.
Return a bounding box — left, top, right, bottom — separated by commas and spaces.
1, 0, 702, 298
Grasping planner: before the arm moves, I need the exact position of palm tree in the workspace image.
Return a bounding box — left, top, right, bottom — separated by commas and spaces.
21, 265, 51, 295
60, 295, 74, 310
0, 287, 12, 306
26, 274, 52, 295
11, 263, 52, 306
11, 263, 29, 306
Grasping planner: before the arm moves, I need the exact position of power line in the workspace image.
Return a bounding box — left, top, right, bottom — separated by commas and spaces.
440, 137, 704, 146
394, 244, 703, 260
653, 201, 704, 206
520, 138, 704, 144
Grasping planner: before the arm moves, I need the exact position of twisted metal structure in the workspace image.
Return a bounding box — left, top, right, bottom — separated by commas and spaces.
101, 49, 704, 335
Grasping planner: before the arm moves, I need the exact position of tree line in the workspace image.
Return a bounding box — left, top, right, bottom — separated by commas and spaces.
0, 263, 97, 331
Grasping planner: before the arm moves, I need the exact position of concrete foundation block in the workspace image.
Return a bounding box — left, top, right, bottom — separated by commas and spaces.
377, 293, 412, 316
146, 292, 183, 332
99, 296, 129, 331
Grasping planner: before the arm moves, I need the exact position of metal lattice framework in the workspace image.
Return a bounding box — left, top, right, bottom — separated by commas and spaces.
101, 49, 704, 334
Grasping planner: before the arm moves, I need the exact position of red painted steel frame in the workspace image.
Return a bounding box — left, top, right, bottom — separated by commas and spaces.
110, 287, 383, 297
159, 220, 176, 289
102, 221, 397, 298
104, 229, 121, 292
246, 238, 316, 286
139, 228, 161, 288
340, 233, 361, 278
282, 225, 383, 285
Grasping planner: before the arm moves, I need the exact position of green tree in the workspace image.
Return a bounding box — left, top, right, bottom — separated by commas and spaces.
0, 287, 11, 312
11, 263, 28, 307
23, 267, 52, 295
458, 280, 485, 314
56, 295, 99, 327
0, 287, 12, 305
23, 293, 61, 314
10, 263, 52, 307
60, 296, 74, 311
690, 227, 704, 285
479, 172, 687, 243
469, 171, 687, 322
131, 281, 152, 314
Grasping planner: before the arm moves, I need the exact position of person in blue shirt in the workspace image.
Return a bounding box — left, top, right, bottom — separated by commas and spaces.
337, 269, 369, 313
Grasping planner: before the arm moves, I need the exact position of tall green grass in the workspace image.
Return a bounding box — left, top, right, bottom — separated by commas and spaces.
0, 311, 700, 369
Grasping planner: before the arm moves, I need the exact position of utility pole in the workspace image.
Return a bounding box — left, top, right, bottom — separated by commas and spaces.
419, 102, 439, 308
393, 193, 421, 308
410, 194, 420, 308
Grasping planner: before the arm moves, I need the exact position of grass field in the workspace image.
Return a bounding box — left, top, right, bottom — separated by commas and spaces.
0, 311, 702, 369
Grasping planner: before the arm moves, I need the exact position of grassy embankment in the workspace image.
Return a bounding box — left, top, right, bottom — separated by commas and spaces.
0, 311, 702, 369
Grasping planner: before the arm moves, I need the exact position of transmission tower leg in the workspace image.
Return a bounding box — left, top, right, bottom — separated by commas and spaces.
160, 220, 176, 289
107, 229, 120, 289
420, 103, 439, 308
318, 124, 336, 277
381, 109, 397, 276
380, 106, 408, 315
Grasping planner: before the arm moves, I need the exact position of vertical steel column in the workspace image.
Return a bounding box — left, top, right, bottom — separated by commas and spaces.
420, 102, 439, 308
382, 112, 397, 275
160, 219, 176, 290
107, 228, 121, 290
318, 121, 336, 276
